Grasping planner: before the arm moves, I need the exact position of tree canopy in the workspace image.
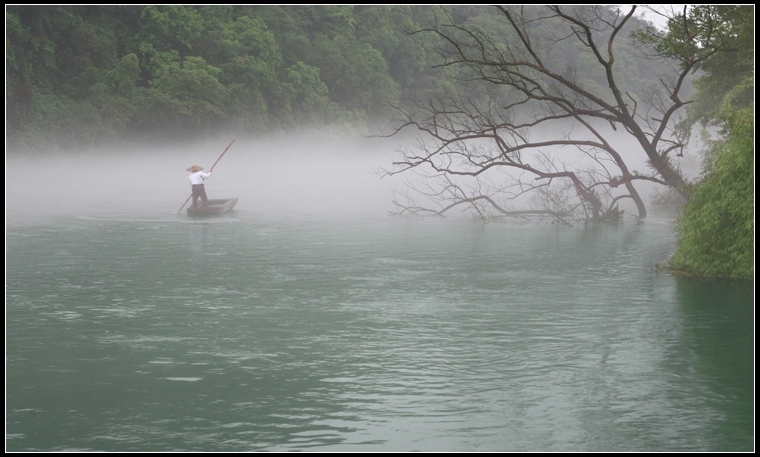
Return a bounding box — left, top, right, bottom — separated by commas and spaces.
6, 5, 679, 153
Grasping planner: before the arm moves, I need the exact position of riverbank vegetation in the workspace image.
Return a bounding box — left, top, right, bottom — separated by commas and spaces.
665, 6, 754, 282
668, 108, 754, 282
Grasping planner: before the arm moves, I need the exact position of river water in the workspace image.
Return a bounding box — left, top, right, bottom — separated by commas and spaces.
5, 207, 754, 452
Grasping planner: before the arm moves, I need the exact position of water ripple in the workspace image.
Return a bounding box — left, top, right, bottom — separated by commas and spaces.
5, 216, 753, 452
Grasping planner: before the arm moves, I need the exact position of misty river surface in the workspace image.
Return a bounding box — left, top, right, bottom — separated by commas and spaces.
5, 209, 754, 452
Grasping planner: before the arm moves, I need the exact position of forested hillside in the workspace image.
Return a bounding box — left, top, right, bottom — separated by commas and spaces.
6, 5, 663, 152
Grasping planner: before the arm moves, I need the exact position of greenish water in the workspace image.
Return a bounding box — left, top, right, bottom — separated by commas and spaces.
5, 211, 754, 452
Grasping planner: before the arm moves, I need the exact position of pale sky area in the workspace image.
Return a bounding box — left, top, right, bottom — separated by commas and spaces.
622, 4, 690, 29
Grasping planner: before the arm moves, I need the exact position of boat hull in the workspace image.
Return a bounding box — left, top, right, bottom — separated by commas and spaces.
187, 198, 238, 217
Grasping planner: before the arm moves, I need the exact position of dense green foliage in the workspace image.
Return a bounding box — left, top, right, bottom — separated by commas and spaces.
665, 5, 755, 282
677, 5, 755, 135
5, 6, 440, 151
669, 109, 754, 281
6, 5, 667, 153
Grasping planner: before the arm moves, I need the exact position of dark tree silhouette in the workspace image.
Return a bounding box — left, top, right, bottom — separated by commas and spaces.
382, 5, 727, 222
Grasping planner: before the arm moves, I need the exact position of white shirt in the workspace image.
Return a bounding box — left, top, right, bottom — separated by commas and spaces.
189, 171, 212, 185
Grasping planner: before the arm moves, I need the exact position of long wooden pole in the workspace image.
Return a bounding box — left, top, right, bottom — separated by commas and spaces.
177, 139, 236, 214
209, 138, 235, 172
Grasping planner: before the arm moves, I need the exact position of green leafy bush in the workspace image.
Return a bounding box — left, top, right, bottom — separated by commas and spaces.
669, 109, 754, 281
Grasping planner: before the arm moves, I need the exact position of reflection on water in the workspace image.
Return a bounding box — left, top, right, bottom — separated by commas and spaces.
5, 213, 754, 452
671, 278, 754, 450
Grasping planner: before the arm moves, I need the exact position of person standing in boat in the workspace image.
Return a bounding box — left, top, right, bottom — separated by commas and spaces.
187, 165, 212, 210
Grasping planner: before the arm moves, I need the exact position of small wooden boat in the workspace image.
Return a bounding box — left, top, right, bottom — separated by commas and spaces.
187, 198, 238, 217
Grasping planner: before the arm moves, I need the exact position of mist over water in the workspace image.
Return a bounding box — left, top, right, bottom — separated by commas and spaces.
5, 132, 752, 452
6, 133, 406, 226
6, 123, 702, 227
521, 118, 703, 215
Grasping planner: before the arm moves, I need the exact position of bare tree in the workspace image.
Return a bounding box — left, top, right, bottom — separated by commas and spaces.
381, 5, 725, 222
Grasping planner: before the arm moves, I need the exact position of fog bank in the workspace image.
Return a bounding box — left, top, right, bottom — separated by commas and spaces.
6, 133, 406, 226
6, 126, 702, 226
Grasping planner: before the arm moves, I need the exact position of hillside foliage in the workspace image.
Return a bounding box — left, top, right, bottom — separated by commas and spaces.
6, 5, 668, 152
